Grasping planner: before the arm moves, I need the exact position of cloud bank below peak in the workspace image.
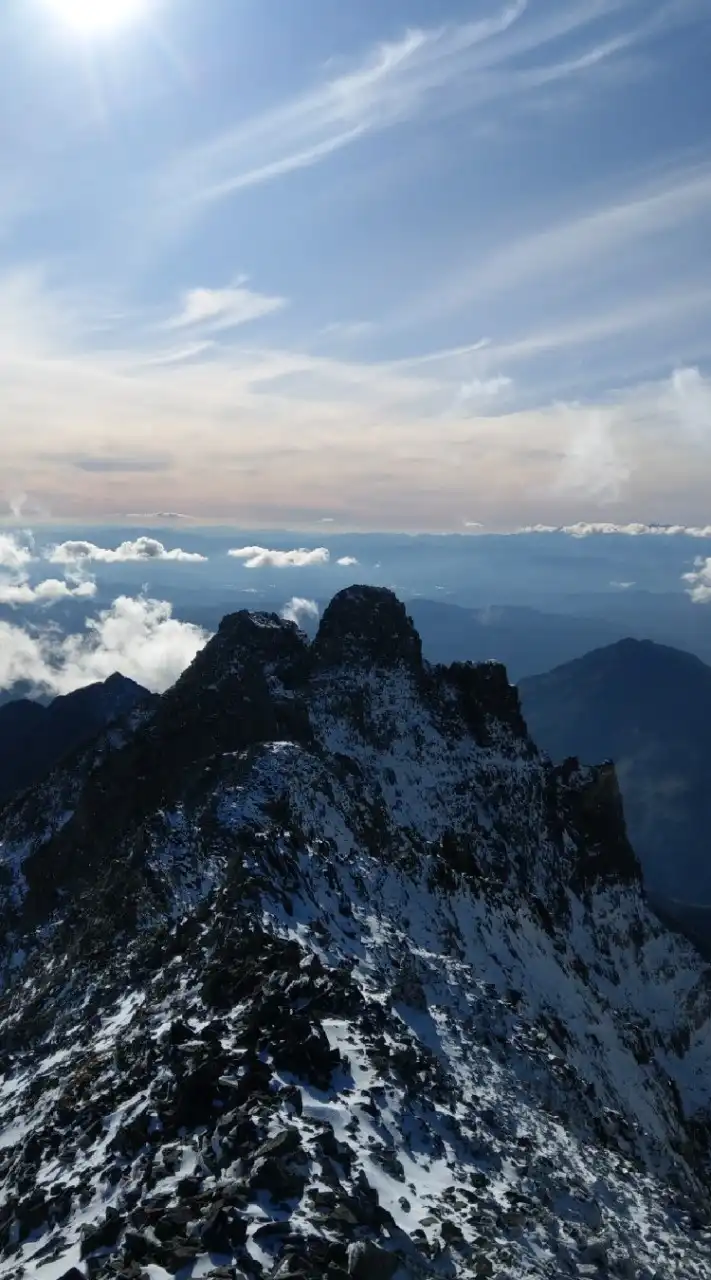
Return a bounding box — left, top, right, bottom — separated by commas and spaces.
0, 597, 210, 698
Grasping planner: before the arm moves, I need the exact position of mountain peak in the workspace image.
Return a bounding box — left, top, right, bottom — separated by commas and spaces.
520, 637, 711, 897
313, 585, 422, 671
174, 608, 309, 694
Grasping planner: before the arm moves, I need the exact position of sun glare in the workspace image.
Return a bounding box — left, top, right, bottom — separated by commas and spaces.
44, 0, 146, 35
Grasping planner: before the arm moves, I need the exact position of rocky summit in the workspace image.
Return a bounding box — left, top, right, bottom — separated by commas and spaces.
0, 586, 710, 1280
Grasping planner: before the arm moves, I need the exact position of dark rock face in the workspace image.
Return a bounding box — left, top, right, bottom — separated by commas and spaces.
313, 586, 423, 673
0, 672, 149, 808
177, 610, 310, 696
554, 759, 642, 893
347, 1239, 398, 1278
160, 610, 312, 758
445, 660, 531, 745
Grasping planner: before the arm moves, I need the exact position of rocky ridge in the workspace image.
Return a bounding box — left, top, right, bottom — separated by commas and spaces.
0, 587, 709, 1280
0, 674, 150, 809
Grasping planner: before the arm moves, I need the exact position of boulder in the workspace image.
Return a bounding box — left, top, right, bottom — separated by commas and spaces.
347, 1240, 398, 1279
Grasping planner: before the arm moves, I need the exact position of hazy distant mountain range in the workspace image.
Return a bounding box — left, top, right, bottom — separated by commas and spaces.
520, 638, 711, 900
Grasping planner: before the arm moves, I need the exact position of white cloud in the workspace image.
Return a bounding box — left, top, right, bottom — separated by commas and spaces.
280, 597, 320, 628
0, 533, 34, 571
668, 366, 711, 447
46, 537, 208, 565
336, 556, 359, 566
166, 282, 286, 332
0, 575, 96, 605
555, 407, 630, 504
0, 596, 210, 696
520, 522, 711, 538
683, 558, 711, 604
0, 534, 96, 604
458, 375, 512, 402
228, 546, 330, 569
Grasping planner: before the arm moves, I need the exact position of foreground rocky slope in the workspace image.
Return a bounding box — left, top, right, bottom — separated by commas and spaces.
0, 587, 710, 1280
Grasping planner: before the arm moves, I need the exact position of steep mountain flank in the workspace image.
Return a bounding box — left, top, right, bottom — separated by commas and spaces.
0, 589, 709, 1280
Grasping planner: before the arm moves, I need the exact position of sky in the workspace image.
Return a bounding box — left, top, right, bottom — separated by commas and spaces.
1, 0, 711, 530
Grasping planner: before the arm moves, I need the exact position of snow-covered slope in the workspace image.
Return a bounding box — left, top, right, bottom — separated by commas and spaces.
0, 587, 710, 1280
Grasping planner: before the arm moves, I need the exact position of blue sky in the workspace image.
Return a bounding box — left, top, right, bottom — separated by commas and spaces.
2, 0, 711, 529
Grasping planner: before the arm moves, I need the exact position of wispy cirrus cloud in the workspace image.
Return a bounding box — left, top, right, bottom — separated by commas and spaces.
165, 281, 287, 333
46, 537, 207, 565
417, 160, 711, 324
158, 0, 657, 216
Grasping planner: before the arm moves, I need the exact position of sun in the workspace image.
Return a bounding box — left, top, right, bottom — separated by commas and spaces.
44, 0, 147, 35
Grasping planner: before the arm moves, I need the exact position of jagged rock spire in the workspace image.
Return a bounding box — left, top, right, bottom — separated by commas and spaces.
312, 585, 423, 671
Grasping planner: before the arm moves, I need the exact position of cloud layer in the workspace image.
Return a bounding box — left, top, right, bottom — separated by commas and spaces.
0, 596, 210, 697
520, 522, 711, 538
1, 6, 710, 529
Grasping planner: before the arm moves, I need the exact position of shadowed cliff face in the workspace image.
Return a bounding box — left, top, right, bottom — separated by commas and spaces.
0, 588, 707, 1280
0, 673, 150, 809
